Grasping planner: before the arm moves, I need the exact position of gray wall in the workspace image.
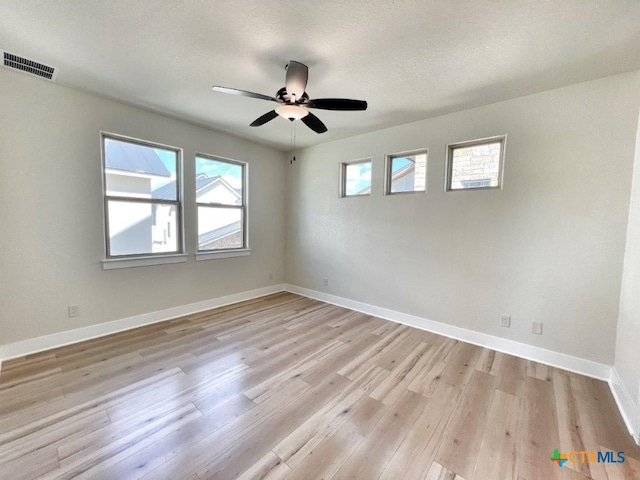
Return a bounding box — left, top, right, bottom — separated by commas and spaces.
615, 79, 640, 419
2, 66, 639, 374
0, 68, 286, 345
285, 72, 640, 365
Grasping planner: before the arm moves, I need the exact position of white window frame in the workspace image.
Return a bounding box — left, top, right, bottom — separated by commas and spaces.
445, 135, 506, 192
101, 133, 185, 269
340, 158, 372, 197
195, 153, 249, 260
384, 148, 428, 195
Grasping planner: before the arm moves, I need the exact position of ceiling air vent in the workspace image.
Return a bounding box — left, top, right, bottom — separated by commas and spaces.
2, 50, 57, 80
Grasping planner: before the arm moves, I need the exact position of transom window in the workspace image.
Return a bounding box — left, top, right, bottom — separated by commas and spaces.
102, 134, 182, 258
341, 159, 372, 197
195, 155, 247, 251
385, 149, 428, 194
446, 136, 506, 191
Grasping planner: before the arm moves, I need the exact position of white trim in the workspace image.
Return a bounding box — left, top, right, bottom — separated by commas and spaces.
0, 284, 285, 368
609, 368, 640, 445
102, 253, 188, 270
195, 249, 251, 261
284, 284, 611, 381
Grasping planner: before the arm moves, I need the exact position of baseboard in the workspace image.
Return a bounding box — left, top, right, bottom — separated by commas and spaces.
284, 284, 611, 381
609, 368, 640, 445
0, 284, 286, 370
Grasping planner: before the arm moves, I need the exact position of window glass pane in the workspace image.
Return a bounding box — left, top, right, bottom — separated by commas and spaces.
344, 161, 372, 196
107, 200, 177, 256
389, 152, 427, 193
195, 157, 243, 206
449, 141, 502, 190
198, 206, 243, 250
104, 138, 177, 200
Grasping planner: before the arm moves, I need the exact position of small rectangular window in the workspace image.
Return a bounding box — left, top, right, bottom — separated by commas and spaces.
195, 155, 247, 251
341, 160, 372, 197
385, 149, 427, 194
102, 134, 182, 258
446, 136, 505, 191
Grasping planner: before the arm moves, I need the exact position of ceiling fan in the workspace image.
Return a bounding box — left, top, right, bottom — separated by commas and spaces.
212, 61, 367, 134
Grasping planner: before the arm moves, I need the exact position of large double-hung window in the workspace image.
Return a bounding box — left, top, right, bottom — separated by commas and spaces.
102, 134, 182, 258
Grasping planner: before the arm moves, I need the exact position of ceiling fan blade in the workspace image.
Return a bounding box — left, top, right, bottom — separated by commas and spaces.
301, 112, 328, 134
250, 110, 278, 127
212, 86, 278, 103
306, 98, 368, 111
285, 61, 308, 100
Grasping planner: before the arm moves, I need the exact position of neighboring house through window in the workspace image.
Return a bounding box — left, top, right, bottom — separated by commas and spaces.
385, 150, 427, 194
195, 155, 247, 251
102, 134, 182, 257
446, 135, 506, 191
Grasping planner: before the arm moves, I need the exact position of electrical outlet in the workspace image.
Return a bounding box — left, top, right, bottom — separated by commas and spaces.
322, 278, 329, 287
268, 272, 274, 280
68, 305, 80, 318
532, 322, 543, 335
500, 314, 511, 328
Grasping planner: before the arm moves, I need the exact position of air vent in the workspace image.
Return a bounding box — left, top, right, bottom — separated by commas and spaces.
2, 50, 57, 80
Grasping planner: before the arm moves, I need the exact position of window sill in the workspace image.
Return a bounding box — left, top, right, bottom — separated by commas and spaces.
195, 249, 251, 261
102, 254, 188, 270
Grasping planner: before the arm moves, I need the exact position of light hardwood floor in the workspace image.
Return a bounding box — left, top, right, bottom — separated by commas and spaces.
1, 293, 638, 480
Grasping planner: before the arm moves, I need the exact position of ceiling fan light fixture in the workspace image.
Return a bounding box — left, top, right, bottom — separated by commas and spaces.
276, 104, 309, 120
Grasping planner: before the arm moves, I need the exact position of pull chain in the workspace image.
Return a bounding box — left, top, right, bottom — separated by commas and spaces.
290, 120, 297, 165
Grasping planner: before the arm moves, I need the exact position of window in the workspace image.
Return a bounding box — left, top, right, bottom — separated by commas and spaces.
195, 154, 246, 251
385, 149, 427, 194
102, 134, 182, 258
446, 136, 506, 191
341, 160, 372, 197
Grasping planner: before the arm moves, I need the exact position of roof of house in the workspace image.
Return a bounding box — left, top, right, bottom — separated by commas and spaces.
105, 139, 171, 177
151, 175, 220, 200
152, 174, 241, 200
196, 175, 226, 193
392, 162, 415, 181
198, 220, 241, 246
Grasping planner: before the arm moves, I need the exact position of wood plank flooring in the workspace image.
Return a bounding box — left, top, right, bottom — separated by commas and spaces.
0, 292, 638, 480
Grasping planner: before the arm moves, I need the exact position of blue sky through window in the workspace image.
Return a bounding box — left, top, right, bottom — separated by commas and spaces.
345, 161, 372, 195
392, 157, 412, 171
196, 157, 243, 189
150, 148, 177, 191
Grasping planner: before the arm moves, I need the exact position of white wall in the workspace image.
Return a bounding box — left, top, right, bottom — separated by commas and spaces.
614, 77, 640, 440
0, 68, 286, 347
2, 65, 639, 376
285, 72, 640, 366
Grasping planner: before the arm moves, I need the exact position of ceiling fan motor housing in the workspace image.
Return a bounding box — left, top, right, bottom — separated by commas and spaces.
276, 87, 309, 105
212, 59, 366, 133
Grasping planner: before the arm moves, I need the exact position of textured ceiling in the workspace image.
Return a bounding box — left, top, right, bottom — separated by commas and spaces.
1, 1, 639, 151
